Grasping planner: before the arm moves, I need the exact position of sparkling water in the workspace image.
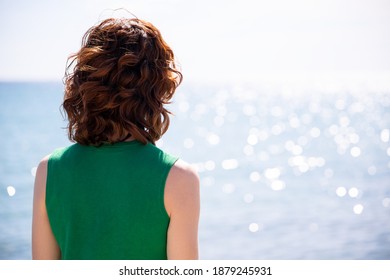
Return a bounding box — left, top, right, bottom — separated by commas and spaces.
1, 82, 389, 259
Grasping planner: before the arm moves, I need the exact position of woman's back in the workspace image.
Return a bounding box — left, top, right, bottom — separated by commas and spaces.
46, 141, 177, 259
32, 16, 199, 260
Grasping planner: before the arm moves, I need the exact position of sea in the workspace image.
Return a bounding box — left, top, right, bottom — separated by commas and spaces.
1, 81, 390, 260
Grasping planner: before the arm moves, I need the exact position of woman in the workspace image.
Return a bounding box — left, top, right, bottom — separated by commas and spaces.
32, 17, 200, 260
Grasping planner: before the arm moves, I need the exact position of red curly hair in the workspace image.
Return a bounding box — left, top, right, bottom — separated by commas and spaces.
62, 18, 182, 146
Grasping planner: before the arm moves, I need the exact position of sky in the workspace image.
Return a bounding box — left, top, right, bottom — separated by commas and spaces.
1, 0, 390, 88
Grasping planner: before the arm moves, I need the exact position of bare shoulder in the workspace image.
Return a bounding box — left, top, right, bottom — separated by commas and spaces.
36, 154, 51, 177
164, 159, 200, 217
32, 153, 61, 259
169, 159, 199, 185
38, 154, 51, 168
34, 154, 51, 196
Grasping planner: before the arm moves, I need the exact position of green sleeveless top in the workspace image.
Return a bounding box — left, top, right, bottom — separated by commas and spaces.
46, 141, 178, 260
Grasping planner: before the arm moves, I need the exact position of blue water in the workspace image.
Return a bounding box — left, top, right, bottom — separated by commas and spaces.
1, 82, 390, 259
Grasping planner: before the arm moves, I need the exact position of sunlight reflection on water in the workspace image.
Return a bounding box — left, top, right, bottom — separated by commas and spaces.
1, 82, 390, 260
6, 186, 16, 197
167, 84, 390, 259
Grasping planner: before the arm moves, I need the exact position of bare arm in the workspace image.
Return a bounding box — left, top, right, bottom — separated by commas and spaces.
32, 155, 61, 259
164, 159, 200, 260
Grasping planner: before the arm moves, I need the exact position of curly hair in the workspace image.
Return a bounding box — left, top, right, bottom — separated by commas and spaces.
62, 18, 182, 146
